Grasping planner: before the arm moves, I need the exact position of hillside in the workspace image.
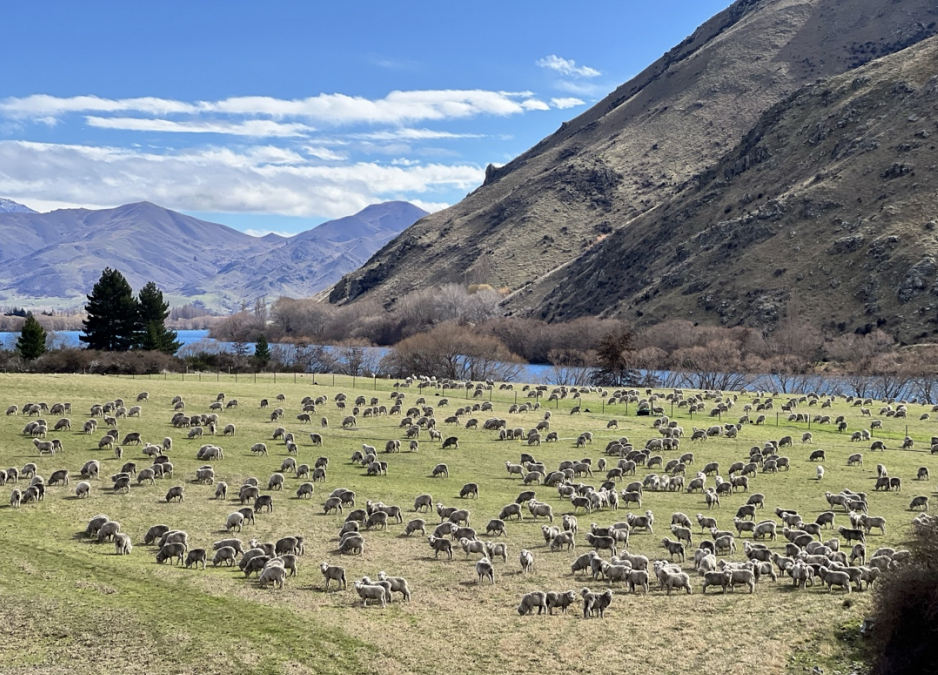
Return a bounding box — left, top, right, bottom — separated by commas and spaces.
329, 0, 938, 325
0, 201, 425, 310
518, 34, 938, 343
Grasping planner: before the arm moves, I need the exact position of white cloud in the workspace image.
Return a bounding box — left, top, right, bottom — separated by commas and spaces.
86, 116, 315, 137
408, 199, 450, 213
0, 140, 484, 219
551, 97, 585, 109
536, 55, 600, 78
554, 80, 608, 97
354, 128, 484, 141
522, 99, 550, 111
2, 90, 550, 126
303, 146, 347, 161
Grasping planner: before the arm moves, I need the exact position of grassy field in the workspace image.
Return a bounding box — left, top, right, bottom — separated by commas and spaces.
0, 372, 931, 675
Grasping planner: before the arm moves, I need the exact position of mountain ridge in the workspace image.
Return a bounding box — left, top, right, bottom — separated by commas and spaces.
0, 200, 426, 310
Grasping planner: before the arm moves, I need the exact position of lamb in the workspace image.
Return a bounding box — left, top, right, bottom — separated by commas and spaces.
320, 562, 347, 590
517, 591, 548, 615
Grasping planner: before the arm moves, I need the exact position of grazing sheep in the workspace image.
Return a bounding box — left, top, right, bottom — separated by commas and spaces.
254, 495, 274, 513
156, 542, 187, 565
460, 483, 479, 499
909, 495, 929, 511
75, 481, 91, 498
113, 532, 133, 555
431, 464, 449, 478
185, 549, 207, 570
212, 546, 238, 567
404, 519, 426, 537
517, 591, 548, 615
165, 486, 185, 502
258, 564, 287, 589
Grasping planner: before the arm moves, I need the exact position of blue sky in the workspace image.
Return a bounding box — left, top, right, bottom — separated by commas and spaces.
0, 1, 732, 235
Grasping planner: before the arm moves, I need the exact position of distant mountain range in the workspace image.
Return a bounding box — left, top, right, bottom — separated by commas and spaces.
0, 200, 426, 310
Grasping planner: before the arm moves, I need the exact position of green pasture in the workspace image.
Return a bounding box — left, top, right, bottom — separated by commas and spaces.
0, 372, 933, 675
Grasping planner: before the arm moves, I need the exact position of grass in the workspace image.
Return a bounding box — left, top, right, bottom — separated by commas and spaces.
0, 372, 932, 674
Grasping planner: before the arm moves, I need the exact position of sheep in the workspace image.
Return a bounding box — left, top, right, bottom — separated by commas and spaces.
96, 520, 122, 543
581, 587, 613, 618
158, 530, 189, 550
517, 591, 548, 615
460, 537, 487, 558
185, 549, 208, 570
338, 534, 364, 556
354, 581, 388, 607
268, 473, 285, 491
499, 503, 523, 521
212, 546, 238, 567
113, 532, 133, 555
413, 493, 433, 512
817, 565, 852, 593
319, 562, 347, 590
258, 564, 286, 589
702, 570, 731, 594
74, 481, 91, 499
404, 519, 426, 537
431, 464, 449, 478
519, 549, 535, 574
143, 524, 170, 545
527, 499, 554, 522
546, 590, 577, 614
48, 469, 69, 486
909, 495, 929, 511
376, 571, 411, 601
156, 542, 187, 565
428, 535, 453, 559
165, 486, 185, 502
838, 526, 866, 544
485, 518, 507, 537
9, 489, 21, 508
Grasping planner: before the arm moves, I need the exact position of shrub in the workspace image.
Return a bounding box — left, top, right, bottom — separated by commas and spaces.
869, 515, 938, 675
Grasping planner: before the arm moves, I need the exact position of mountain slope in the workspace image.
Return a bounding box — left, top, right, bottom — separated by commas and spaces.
0, 201, 426, 309
518, 34, 938, 343
329, 0, 938, 308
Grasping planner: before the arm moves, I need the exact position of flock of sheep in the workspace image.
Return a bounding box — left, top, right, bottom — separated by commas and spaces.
4, 378, 935, 618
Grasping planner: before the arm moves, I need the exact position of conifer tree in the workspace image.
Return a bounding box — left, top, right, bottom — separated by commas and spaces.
254, 333, 271, 366
137, 281, 180, 354
16, 313, 46, 360
80, 268, 139, 351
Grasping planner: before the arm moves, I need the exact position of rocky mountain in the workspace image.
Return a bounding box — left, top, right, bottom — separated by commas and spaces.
0, 201, 425, 309
0, 198, 35, 214
522, 35, 938, 343
328, 0, 938, 338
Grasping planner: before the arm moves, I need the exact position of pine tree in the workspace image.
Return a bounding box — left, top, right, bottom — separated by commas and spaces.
137, 281, 180, 354
80, 268, 140, 351
254, 333, 271, 366
16, 313, 46, 360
